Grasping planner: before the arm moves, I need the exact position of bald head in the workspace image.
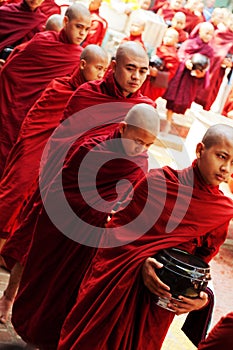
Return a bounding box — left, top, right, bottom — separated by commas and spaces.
202, 124, 233, 149
124, 104, 160, 137
116, 42, 148, 63
80, 44, 108, 63
45, 14, 63, 32
65, 3, 90, 21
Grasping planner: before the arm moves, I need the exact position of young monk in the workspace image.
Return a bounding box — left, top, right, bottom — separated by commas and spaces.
12, 104, 160, 350
141, 27, 179, 102
0, 42, 152, 325
0, 0, 47, 57
44, 13, 63, 32
56, 124, 233, 350
0, 3, 91, 178
121, 12, 146, 50
171, 11, 189, 45
82, 0, 108, 47
163, 21, 214, 127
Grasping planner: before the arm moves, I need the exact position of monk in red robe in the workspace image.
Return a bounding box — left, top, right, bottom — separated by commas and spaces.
195, 15, 233, 111
141, 27, 179, 102
156, 0, 183, 22
56, 124, 233, 350
181, 0, 204, 34
11, 103, 160, 350
121, 15, 146, 51
82, 0, 108, 47
163, 22, 214, 127
0, 42, 152, 325
198, 312, 233, 349
0, 3, 91, 178
171, 11, 189, 45
0, 0, 47, 58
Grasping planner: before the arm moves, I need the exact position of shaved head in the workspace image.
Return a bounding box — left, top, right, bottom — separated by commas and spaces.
80, 44, 108, 63
116, 42, 149, 64
45, 14, 63, 32
202, 124, 233, 149
65, 3, 90, 21
124, 103, 160, 137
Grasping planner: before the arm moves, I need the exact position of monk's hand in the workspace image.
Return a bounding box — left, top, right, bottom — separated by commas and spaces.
141, 257, 171, 299
0, 59, 5, 70
194, 69, 206, 78
185, 59, 193, 70
167, 291, 209, 315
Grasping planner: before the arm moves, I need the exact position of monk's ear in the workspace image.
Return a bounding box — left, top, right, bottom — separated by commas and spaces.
111, 59, 116, 72
196, 142, 204, 159
119, 121, 127, 135
63, 16, 69, 27
79, 59, 86, 70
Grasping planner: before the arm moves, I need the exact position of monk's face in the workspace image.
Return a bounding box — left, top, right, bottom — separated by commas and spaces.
199, 25, 214, 43
196, 138, 233, 186
63, 14, 91, 45
162, 30, 178, 46
81, 55, 109, 81
113, 53, 148, 97
25, 0, 44, 11
120, 124, 155, 157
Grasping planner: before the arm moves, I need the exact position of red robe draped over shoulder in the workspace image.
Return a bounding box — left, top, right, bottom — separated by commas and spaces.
163, 36, 214, 114
0, 29, 83, 177
57, 162, 233, 350
12, 127, 149, 350
198, 312, 233, 349
181, 8, 204, 34
0, 0, 47, 53
0, 68, 86, 240
141, 44, 179, 101
195, 28, 233, 111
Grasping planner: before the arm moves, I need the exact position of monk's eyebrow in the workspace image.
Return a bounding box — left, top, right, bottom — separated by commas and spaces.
126, 64, 148, 70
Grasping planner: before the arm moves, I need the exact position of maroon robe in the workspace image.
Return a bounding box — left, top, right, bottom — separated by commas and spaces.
121, 34, 146, 51
0, 29, 83, 178
11, 127, 149, 350
82, 9, 108, 47
163, 35, 214, 114
195, 28, 233, 111
0, 68, 86, 240
198, 312, 233, 349
181, 8, 204, 34
157, 2, 180, 21
0, 0, 47, 54
141, 44, 179, 101
56, 162, 233, 350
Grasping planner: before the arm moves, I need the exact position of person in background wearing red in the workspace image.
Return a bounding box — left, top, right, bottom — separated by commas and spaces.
163, 22, 214, 130
82, 0, 108, 47
141, 27, 179, 102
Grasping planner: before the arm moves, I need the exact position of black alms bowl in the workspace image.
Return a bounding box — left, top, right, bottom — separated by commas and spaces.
154, 248, 211, 299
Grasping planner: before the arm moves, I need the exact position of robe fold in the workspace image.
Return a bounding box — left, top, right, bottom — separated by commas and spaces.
12, 128, 149, 350
56, 161, 233, 350
198, 312, 233, 349
0, 68, 86, 240
0, 0, 47, 54
0, 28, 83, 177
163, 36, 214, 114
